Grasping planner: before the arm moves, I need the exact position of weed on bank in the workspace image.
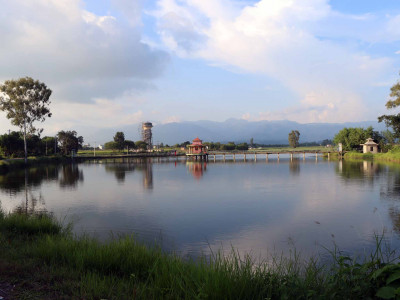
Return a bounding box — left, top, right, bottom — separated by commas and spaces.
1, 211, 400, 299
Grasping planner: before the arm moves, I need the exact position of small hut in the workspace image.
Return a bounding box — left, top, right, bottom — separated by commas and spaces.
360, 138, 378, 154
186, 137, 208, 160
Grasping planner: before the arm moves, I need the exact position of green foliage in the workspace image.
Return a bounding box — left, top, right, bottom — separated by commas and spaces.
104, 141, 118, 150
57, 130, 83, 155
385, 78, 400, 109
379, 75, 400, 138
0, 132, 58, 157
221, 142, 236, 150
0, 131, 23, 157
113, 132, 125, 150
333, 126, 382, 151
135, 141, 147, 150
0, 77, 52, 162
288, 130, 300, 148
0, 211, 62, 236
125, 140, 135, 151
236, 142, 249, 150
203, 142, 221, 150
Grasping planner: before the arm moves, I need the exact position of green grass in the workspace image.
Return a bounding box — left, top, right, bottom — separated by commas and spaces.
78, 149, 127, 156
1, 211, 400, 299
344, 146, 400, 162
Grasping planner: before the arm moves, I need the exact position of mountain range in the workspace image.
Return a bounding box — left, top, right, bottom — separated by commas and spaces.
87, 119, 387, 146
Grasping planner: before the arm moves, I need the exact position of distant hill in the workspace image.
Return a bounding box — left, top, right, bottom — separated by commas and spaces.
87, 119, 387, 145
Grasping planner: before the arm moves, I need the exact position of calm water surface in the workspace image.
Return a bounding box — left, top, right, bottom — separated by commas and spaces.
1, 155, 400, 260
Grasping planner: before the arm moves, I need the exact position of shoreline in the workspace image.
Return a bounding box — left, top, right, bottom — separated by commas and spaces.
0, 211, 398, 299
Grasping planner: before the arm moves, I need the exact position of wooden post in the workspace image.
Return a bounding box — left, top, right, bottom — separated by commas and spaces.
254, 152, 257, 162
223, 153, 226, 162
266, 153, 268, 161
214, 154, 216, 162
277, 153, 280, 161
303, 152, 305, 160
244, 153, 246, 161
290, 152, 293, 161
233, 153, 236, 162
315, 152, 318, 161
328, 152, 330, 160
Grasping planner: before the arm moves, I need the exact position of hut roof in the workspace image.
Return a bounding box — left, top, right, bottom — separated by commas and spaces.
361, 138, 378, 146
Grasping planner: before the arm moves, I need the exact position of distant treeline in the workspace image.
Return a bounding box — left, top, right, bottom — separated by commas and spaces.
169, 139, 333, 150
0, 131, 83, 158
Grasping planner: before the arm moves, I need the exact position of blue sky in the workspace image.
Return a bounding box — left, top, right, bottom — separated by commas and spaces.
0, 0, 400, 138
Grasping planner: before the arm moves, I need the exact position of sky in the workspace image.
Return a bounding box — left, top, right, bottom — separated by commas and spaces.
0, 0, 400, 141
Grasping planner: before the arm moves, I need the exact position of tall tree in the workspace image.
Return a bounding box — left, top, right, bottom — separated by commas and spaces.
0, 77, 52, 163
57, 130, 83, 155
378, 74, 400, 137
288, 130, 300, 148
113, 131, 125, 151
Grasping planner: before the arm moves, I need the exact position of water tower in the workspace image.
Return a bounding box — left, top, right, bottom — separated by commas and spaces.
141, 122, 153, 150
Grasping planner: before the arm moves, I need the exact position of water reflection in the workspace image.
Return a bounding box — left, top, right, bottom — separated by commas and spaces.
59, 164, 84, 189
0, 165, 59, 195
187, 161, 207, 179
335, 160, 383, 182
105, 163, 135, 183
141, 161, 153, 189
289, 159, 300, 175
2, 159, 400, 261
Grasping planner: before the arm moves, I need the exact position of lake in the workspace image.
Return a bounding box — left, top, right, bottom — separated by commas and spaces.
1, 155, 400, 261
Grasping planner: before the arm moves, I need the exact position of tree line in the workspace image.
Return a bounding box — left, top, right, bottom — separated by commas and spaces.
103, 131, 146, 151
0, 130, 83, 158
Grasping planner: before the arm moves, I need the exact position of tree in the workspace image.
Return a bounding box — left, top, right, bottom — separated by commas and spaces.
288, 130, 300, 148
333, 126, 381, 151
125, 140, 135, 152
0, 131, 24, 157
0, 77, 52, 163
57, 130, 83, 155
41, 136, 56, 155
236, 143, 249, 150
136, 141, 147, 150
113, 132, 125, 150
378, 74, 400, 137
250, 138, 254, 147
104, 141, 118, 150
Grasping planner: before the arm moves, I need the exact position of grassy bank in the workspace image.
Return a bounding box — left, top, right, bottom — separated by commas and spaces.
1, 212, 400, 299
344, 146, 400, 163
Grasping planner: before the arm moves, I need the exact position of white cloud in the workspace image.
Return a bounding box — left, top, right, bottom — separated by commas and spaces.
162, 115, 181, 123
0, 0, 168, 103
44, 99, 144, 134
153, 0, 394, 122
241, 113, 251, 120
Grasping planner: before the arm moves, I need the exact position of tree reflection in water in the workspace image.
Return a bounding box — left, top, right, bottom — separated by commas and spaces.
0, 163, 84, 214
289, 159, 300, 176
59, 164, 84, 189
103, 159, 153, 189
105, 162, 135, 183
